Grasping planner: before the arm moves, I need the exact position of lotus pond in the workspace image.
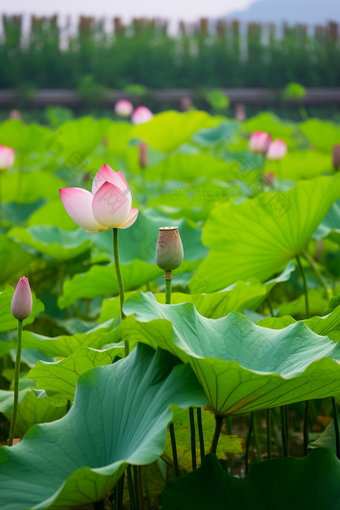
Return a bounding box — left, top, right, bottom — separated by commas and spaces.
1, 110, 340, 509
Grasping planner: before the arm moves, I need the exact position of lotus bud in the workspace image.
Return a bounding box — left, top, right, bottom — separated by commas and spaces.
0, 145, 15, 171
235, 103, 246, 121
266, 139, 287, 161
332, 144, 340, 171
131, 106, 153, 125
139, 141, 148, 169
11, 276, 32, 321
9, 109, 21, 120
115, 99, 133, 117
249, 131, 271, 155
180, 96, 193, 112
155, 227, 184, 278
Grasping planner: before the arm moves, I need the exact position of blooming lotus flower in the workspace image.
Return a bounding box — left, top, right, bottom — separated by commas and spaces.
59, 164, 139, 233
249, 131, 271, 154
11, 276, 32, 321
115, 99, 133, 117
131, 106, 153, 125
0, 145, 15, 171
266, 139, 287, 160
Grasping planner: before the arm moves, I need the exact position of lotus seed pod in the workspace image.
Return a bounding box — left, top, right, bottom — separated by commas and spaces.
155, 227, 184, 272
139, 141, 148, 169
11, 276, 32, 321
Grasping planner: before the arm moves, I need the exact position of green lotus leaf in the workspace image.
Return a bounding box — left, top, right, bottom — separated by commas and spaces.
0, 236, 36, 287
106, 121, 132, 156
131, 110, 218, 153
1, 388, 66, 437
57, 116, 110, 157
8, 226, 92, 261
242, 112, 296, 144
27, 199, 78, 230
313, 199, 340, 240
0, 285, 44, 332
309, 415, 340, 454
0, 120, 53, 153
2, 199, 46, 228
323, 290, 340, 315
1, 170, 65, 204
264, 150, 333, 180
22, 319, 118, 357
124, 292, 340, 416
299, 118, 340, 153
190, 175, 340, 293
192, 122, 239, 148
0, 343, 207, 510
278, 289, 328, 319
160, 449, 340, 510
28, 343, 125, 405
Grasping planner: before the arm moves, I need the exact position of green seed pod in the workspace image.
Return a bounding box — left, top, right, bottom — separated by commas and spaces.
155, 226, 184, 271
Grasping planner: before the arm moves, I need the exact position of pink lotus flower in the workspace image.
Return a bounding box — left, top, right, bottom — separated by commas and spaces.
0, 145, 15, 171
131, 106, 153, 125
266, 139, 287, 160
59, 164, 138, 233
11, 276, 32, 321
115, 99, 133, 118
249, 131, 271, 154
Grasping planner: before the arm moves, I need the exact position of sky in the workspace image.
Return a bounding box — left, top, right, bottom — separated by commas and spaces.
1, 0, 253, 23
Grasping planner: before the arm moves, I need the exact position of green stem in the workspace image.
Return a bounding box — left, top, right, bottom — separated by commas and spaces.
8, 319, 23, 446
245, 412, 254, 475
189, 407, 197, 470
165, 277, 172, 305
66, 400, 71, 413
285, 405, 289, 447
280, 406, 288, 457
116, 473, 125, 510
303, 249, 331, 300
127, 465, 137, 510
253, 413, 262, 462
332, 397, 340, 459
133, 465, 140, 510
113, 228, 128, 356
296, 255, 309, 319
0, 171, 2, 227
266, 409, 272, 460
210, 415, 224, 455
303, 401, 309, 456
267, 293, 274, 317
197, 407, 205, 462
226, 416, 234, 475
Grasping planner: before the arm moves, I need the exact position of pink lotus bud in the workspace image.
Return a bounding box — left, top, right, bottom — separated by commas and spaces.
9, 110, 21, 120
155, 227, 184, 271
0, 145, 15, 171
180, 96, 193, 112
265, 171, 275, 187
139, 141, 148, 169
266, 139, 287, 161
11, 276, 33, 321
114, 99, 133, 117
131, 106, 153, 125
249, 131, 271, 154
332, 144, 340, 170
235, 103, 246, 121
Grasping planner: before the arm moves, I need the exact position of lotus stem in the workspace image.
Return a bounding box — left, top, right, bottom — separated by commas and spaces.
133, 465, 140, 510
267, 293, 274, 317
8, 319, 23, 446
165, 276, 172, 304
116, 473, 125, 510
296, 254, 309, 319
66, 400, 71, 413
113, 228, 128, 356
189, 407, 197, 470
332, 397, 340, 459
0, 171, 2, 227
266, 409, 272, 460
245, 412, 254, 475
303, 249, 331, 300
211, 415, 224, 455
197, 407, 205, 461
280, 406, 288, 457
303, 401, 309, 456
285, 405, 289, 446
226, 416, 234, 475
138, 466, 144, 510
127, 465, 137, 510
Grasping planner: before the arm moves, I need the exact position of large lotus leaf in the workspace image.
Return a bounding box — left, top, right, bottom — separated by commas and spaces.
131, 110, 218, 153
1, 170, 65, 203
299, 118, 340, 153
2, 199, 46, 228
277, 289, 328, 318
106, 121, 132, 156
160, 449, 340, 510
124, 292, 340, 416
309, 415, 340, 454
0, 285, 44, 332
22, 319, 118, 357
8, 226, 92, 261
27, 200, 78, 230
190, 175, 340, 293
57, 116, 110, 156
0, 120, 53, 153
0, 343, 207, 510
265, 150, 333, 180
58, 260, 163, 308
192, 121, 239, 148
0, 236, 36, 287
1, 388, 66, 437
313, 199, 340, 240
28, 343, 125, 405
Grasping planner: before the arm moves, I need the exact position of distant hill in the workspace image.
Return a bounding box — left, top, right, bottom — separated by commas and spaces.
224, 0, 340, 25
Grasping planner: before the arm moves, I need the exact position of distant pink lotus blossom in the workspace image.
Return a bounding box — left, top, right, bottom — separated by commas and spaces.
114, 99, 133, 117
59, 164, 138, 233
0, 145, 15, 171
11, 276, 32, 321
266, 139, 287, 160
131, 106, 153, 125
249, 131, 271, 154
